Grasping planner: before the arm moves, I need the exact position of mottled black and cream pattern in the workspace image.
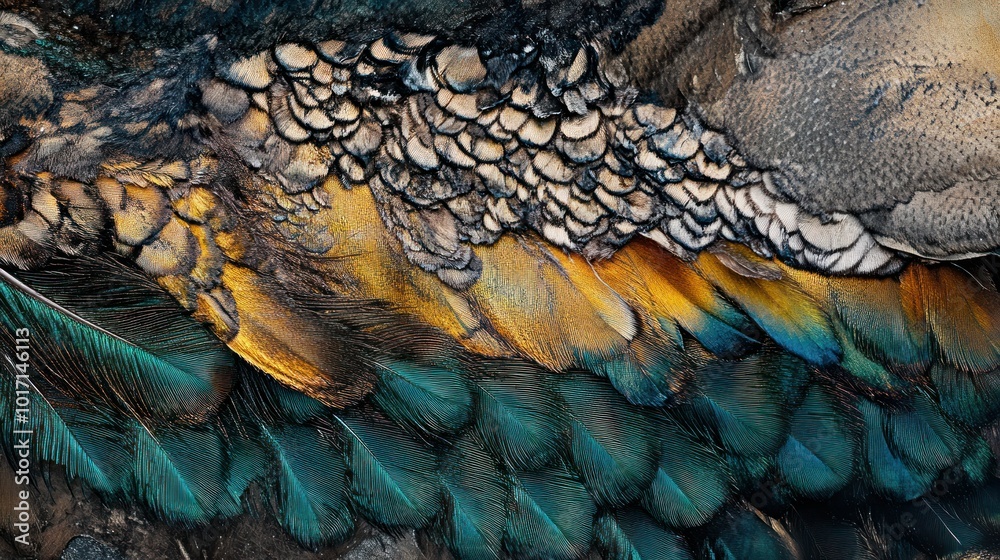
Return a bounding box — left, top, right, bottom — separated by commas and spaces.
208, 32, 903, 287
1, 25, 906, 294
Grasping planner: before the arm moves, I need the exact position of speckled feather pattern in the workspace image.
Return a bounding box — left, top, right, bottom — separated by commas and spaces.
0, 1, 998, 559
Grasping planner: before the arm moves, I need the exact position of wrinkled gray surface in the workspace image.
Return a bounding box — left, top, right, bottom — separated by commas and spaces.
692, 0, 999, 258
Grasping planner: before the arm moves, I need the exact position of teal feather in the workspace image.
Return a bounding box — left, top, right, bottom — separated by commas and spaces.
725, 453, 778, 493
835, 325, 910, 392
887, 394, 965, 473
440, 435, 507, 560
371, 358, 473, 435
6, 253, 1000, 559
215, 374, 331, 516
712, 281, 841, 367
215, 404, 270, 509
338, 411, 442, 527
959, 436, 995, 486
679, 356, 789, 457
777, 385, 855, 499
640, 420, 732, 528
593, 318, 683, 407
766, 353, 812, 407
595, 509, 693, 560
505, 465, 596, 560
784, 511, 872, 560
0, 339, 238, 524
875, 538, 924, 560
902, 497, 984, 556
596, 352, 672, 407
860, 399, 934, 501
830, 286, 929, 371
559, 373, 659, 507
129, 422, 232, 522
0, 363, 127, 495
644, 275, 761, 361
703, 509, 797, 560
931, 363, 1000, 427
0, 264, 233, 421
216, 391, 357, 548
235, 366, 328, 424
961, 479, 1000, 535
473, 362, 566, 470
672, 311, 760, 361
261, 423, 354, 548
32, 405, 129, 496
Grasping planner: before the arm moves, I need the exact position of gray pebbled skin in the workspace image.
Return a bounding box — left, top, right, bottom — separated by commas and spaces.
691, 0, 1000, 259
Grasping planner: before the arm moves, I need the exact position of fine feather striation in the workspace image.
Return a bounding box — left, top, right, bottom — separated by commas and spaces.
596, 508, 692, 560
439, 435, 508, 560
3, 235, 1000, 557
0, 359, 238, 523
0, 256, 235, 422
0, 1, 998, 556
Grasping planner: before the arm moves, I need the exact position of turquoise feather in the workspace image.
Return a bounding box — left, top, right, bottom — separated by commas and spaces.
216, 404, 270, 509
709, 282, 841, 367
904, 498, 984, 556
371, 358, 473, 435
0, 265, 233, 421
440, 435, 507, 560
640, 420, 732, 528
473, 362, 566, 471
831, 287, 929, 371
338, 411, 442, 527
505, 465, 596, 560
702, 510, 796, 560
0, 355, 237, 523
673, 309, 761, 361
932, 362, 1000, 427
235, 365, 329, 424
261, 423, 354, 548
3, 254, 1000, 558
961, 436, 995, 486
835, 324, 911, 392
129, 422, 232, 522
597, 353, 673, 407
596, 509, 693, 560
860, 399, 935, 501
777, 385, 855, 499
0, 363, 127, 495
887, 394, 965, 474
678, 357, 790, 458
783, 511, 870, 560
559, 373, 659, 507
962, 479, 1000, 535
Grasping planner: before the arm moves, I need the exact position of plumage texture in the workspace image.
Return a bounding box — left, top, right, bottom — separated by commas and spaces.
4, 238, 1000, 558
0, 257, 234, 421
0, 1, 998, 559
